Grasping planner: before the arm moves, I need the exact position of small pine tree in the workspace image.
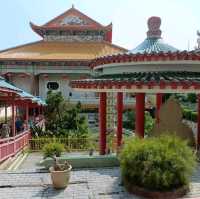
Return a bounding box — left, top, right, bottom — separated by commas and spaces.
45, 91, 89, 137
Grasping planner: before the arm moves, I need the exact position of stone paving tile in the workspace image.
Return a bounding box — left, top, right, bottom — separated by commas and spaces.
0, 153, 200, 199
0, 168, 139, 199
18, 152, 44, 170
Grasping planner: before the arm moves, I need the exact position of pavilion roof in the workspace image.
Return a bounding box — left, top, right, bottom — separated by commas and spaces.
90, 16, 183, 69
18, 91, 46, 105
0, 76, 46, 105
70, 71, 200, 93
83, 72, 200, 82
0, 77, 22, 93
0, 41, 126, 61
130, 38, 178, 54
90, 50, 200, 68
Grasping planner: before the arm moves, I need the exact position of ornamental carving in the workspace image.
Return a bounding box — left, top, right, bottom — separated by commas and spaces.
60, 15, 88, 26
147, 16, 162, 38
44, 35, 104, 42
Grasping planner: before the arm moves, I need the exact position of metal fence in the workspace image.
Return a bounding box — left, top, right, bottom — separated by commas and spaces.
29, 137, 99, 152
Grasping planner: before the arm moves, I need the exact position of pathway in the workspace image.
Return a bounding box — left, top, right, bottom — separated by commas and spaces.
0, 153, 199, 199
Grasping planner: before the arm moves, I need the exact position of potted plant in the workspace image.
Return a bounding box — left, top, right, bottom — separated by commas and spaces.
43, 142, 72, 189
119, 135, 196, 198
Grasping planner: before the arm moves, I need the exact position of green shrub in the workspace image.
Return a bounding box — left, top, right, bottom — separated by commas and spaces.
42, 142, 65, 159
183, 108, 191, 119
187, 93, 197, 103
145, 112, 155, 136
120, 136, 196, 191
182, 108, 197, 122
191, 112, 197, 122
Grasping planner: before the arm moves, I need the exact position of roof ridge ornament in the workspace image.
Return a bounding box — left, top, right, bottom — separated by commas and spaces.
147, 16, 162, 39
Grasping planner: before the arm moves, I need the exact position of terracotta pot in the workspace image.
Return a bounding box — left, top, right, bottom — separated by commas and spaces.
49, 165, 72, 189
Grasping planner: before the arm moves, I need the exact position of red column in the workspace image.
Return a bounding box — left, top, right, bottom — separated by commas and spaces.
117, 92, 123, 147
197, 94, 200, 149
11, 99, 16, 137
99, 92, 107, 155
135, 93, 145, 138
25, 103, 29, 129
5, 102, 7, 123
156, 93, 163, 123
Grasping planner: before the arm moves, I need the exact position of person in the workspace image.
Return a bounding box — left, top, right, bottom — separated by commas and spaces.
0, 123, 10, 138
15, 117, 23, 133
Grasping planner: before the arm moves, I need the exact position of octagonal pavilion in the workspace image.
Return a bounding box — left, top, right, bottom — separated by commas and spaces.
71, 16, 200, 155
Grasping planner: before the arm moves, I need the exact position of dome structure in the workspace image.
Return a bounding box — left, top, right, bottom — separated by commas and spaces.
131, 16, 178, 54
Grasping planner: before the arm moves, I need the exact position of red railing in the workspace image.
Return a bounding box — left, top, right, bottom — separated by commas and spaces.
0, 130, 30, 163
0, 118, 45, 163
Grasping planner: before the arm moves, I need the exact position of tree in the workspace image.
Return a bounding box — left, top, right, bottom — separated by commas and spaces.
45, 91, 89, 137
187, 93, 196, 103
123, 109, 154, 135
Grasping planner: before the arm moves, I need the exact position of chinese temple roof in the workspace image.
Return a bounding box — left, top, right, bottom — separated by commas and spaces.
30, 5, 112, 37
74, 71, 200, 83
0, 41, 126, 61
70, 71, 200, 93
130, 17, 178, 54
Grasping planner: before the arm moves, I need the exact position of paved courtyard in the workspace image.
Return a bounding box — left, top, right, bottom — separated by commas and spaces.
0, 153, 199, 199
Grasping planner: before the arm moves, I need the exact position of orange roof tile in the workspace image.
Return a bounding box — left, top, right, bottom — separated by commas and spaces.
0, 41, 127, 61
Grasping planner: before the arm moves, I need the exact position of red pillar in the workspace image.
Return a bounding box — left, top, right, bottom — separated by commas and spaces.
135, 93, 145, 138
197, 94, 200, 149
117, 92, 123, 147
25, 103, 29, 129
5, 102, 7, 123
156, 93, 163, 123
11, 100, 16, 137
99, 92, 107, 155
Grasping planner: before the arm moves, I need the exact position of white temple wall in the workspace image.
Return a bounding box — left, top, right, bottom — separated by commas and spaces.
10, 75, 33, 93
38, 74, 95, 101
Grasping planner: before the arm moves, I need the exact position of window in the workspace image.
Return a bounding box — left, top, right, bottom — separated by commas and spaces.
47, 82, 59, 90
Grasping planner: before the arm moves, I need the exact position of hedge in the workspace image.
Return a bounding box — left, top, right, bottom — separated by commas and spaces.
182, 108, 197, 122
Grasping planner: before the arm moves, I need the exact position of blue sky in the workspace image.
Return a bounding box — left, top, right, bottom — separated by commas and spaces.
0, 0, 200, 51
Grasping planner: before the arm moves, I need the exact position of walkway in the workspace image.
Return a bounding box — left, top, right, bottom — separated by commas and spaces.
0, 153, 199, 199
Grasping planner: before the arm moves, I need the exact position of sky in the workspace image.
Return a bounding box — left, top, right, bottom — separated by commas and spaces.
0, 0, 200, 51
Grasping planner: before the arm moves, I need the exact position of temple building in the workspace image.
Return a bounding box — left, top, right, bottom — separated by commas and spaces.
0, 5, 126, 105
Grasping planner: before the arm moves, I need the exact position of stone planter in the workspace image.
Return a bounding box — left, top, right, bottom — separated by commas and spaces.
125, 182, 189, 199
49, 165, 72, 189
